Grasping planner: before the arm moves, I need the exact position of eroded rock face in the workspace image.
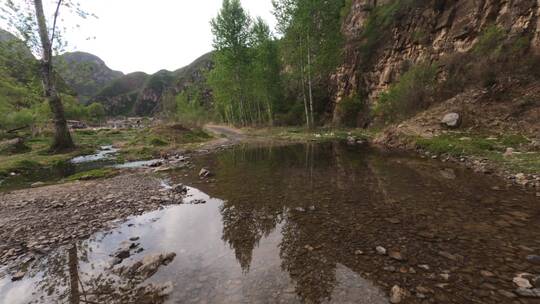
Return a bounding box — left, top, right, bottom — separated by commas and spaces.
331, 0, 540, 124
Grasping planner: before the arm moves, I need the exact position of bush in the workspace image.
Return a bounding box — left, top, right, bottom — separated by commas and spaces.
373, 63, 438, 122
149, 137, 168, 146
472, 25, 506, 57
335, 95, 365, 127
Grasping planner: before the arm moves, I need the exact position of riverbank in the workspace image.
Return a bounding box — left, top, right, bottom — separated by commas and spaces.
243, 126, 540, 190
2, 141, 539, 303
0, 124, 212, 190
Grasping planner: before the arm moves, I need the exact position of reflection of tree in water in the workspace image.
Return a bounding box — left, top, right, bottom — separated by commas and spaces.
279, 216, 337, 304
220, 204, 282, 272
27, 240, 173, 304
216, 143, 357, 303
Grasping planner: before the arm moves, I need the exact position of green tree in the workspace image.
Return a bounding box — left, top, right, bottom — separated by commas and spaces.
273, 0, 346, 128
86, 102, 105, 123
250, 18, 282, 125
208, 0, 252, 126
209, 0, 282, 127
2, 0, 92, 151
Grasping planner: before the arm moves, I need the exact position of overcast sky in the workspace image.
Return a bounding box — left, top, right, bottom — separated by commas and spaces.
61, 0, 276, 74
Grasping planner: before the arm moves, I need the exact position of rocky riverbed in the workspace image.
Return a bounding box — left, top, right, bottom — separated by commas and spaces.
1, 141, 539, 304
0, 173, 189, 273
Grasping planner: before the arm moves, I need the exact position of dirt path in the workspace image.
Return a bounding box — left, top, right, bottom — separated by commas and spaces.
204, 124, 245, 141
198, 124, 246, 151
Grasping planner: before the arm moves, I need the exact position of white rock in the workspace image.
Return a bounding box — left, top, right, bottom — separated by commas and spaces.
514, 276, 533, 289
390, 285, 407, 303
441, 113, 461, 128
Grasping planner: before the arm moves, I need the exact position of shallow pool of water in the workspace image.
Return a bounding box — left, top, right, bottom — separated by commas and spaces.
1, 142, 539, 303
70, 145, 119, 164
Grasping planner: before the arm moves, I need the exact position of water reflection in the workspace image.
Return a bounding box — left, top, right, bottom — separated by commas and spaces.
1, 142, 539, 304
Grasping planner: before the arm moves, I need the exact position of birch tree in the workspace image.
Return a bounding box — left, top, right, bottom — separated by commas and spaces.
272, 0, 346, 128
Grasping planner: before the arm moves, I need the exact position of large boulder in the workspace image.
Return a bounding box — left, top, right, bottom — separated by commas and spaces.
441, 113, 461, 129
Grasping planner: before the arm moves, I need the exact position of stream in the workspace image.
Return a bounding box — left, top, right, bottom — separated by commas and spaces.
0, 142, 539, 303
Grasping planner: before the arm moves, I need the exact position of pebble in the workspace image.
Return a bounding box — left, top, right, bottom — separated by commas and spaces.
199, 168, 211, 178
515, 288, 540, 298
497, 290, 517, 298
480, 270, 495, 278
390, 285, 407, 303
526, 255, 540, 265
514, 276, 533, 289
376, 246, 387, 255
11, 271, 26, 281
389, 251, 406, 261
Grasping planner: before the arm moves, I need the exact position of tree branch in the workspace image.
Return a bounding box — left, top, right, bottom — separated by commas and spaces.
50, 0, 63, 54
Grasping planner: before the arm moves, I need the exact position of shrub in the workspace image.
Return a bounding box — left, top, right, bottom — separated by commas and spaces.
472, 25, 506, 57
335, 95, 365, 127
149, 137, 168, 146
373, 63, 438, 122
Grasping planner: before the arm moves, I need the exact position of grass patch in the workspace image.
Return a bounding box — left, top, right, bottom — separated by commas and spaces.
66, 168, 118, 181
416, 132, 540, 174
416, 135, 497, 156
247, 126, 373, 142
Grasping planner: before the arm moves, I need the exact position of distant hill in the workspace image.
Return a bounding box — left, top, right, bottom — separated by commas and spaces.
55, 51, 124, 103
90, 52, 213, 116
0, 28, 214, 118
90, 71, 149, 116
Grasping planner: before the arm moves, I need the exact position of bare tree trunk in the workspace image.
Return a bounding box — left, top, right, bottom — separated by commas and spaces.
306, 33, 315, 129
34, 0, 74, 152
299, 38, 310, 129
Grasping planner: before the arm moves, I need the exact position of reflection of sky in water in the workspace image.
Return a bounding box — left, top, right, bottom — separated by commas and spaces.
0, 277, 35, 304
0, 186, 388, 304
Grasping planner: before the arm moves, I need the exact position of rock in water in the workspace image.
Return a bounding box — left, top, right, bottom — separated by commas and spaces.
376, 246, 387, 255
11, 271, 26, 281
171, 183, 187, 194
390, 285, 407, 303
199, 168, 211, 178
135, 252, 176, 279
441, 113, 461, 128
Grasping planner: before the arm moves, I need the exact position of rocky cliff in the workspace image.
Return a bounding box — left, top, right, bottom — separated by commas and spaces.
332, 0, 540, 132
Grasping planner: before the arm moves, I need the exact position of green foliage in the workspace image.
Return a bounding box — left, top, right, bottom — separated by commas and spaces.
273, 0, 348, 126
13, 159, 42, 172
416, 135, 496, 157
500, 134, 529, 147
66, 168, 118, 181
335, 95, 364, 127
374, 63, 438, 122
149, 136, 168, 147
209, 0, 281, 126
86, 103, 106, 123
472, 25, 506, 57
175, 91, 210, 126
